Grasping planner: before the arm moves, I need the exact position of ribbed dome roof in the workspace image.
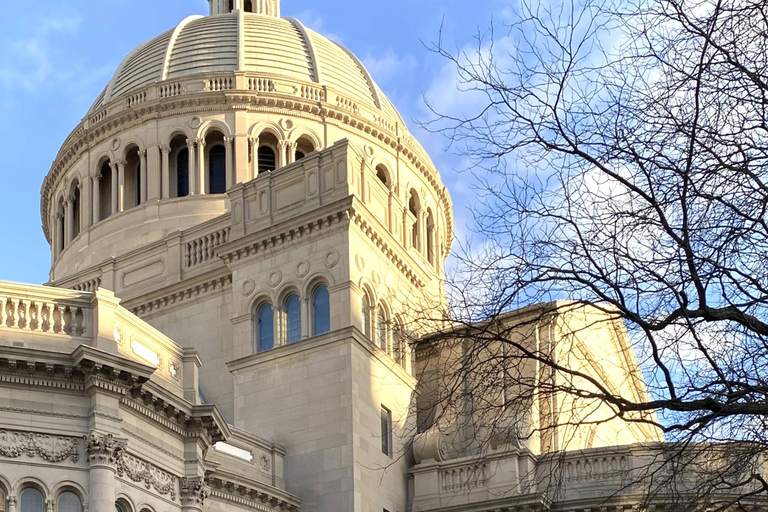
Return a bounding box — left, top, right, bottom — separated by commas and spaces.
88, 11, 405, 125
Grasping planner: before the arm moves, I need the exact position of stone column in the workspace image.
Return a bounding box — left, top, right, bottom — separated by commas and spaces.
249, 136, 259, 179
179, 477, 210, 512
161, 145, 171, 199
278, 140, 289, 168
85, 432, 124, 512
224, 136, 234, 190
55, 213, 64, 256
116, 159, 126, 212
186, 139, 197, 195
288, 142, 297, 164
110, 163, 119, 215
139, 149, 148, 204
7, 496, 17, 512
196, 138, 207, 194
91, 173, 101, 223
64, 196, 73, 245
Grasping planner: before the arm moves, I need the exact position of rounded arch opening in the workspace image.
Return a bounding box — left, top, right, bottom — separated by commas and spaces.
294, 136, 316, 161
376, 164, 391, 189
20, 487, 44, 512
169, 135, 190, 198
361, 288, 373, 339
376, 302, 389, 352
57, 491, 83, 512
426, 208, 435, 265
255, 301, 275, 353
124, 145, 142, 209
284, 292, 302, 344
56, 197, 65, 256
69, 180, 81, 240
409, 189, 421, 251
257, 132, 279, 173
204, 130, 227, 194
311, 283, 331, 336
97, 158, 113, 222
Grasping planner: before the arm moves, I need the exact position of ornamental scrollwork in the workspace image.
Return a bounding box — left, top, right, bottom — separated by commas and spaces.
116, 453, 177, 500
0, 429, 79, 463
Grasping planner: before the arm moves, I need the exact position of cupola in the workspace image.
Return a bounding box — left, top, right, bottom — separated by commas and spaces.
209, 0, 280, 16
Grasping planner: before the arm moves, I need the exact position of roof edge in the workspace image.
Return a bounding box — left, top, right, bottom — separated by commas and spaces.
285, 17, 322, 84
162, 14, 205, 81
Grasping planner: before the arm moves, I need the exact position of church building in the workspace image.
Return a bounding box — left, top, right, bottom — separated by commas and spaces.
0, 1, 754, 512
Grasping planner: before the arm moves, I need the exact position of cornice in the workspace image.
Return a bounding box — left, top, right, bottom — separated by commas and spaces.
127, 273, 232, 318
41, 85, 454, 251
206, 472, 301, 512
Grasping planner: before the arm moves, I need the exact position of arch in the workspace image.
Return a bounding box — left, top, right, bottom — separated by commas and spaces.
19, 489, 43, 512
161, 127, 195, 148
50, 482, 87, 503
120, 137, 146, 156
12, 477, 49, 498
426, 207, 436, 265
197, 120, 233, 140
56, 492, 82, 512
97, 158, 113, 222
375, 164, 391, 189
255, 301, 275, 352
311, 282, 331, 336
168, 134, 190, 198
114, 494, 135, 512
376, 301, 390, 352
409, 189, 421, 251
68, 177, 81, 240
360, 284, 375, 339
284, 293, 302, 344
123, 145, 142, 209
249, 121, 286, 140
290, 129, 322, 161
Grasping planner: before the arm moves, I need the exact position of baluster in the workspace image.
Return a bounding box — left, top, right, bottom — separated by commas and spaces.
75, 307, 84, 336
53, 305, 62, 333
184, 243, 191, 267
196, 240, 203, 264
62, 306, 71, 335
9, 299, 19, 328
33, 302, 42, 332
0, 297, 6, 328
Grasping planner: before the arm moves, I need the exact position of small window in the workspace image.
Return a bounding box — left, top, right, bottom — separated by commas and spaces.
312, 285, 331, 336
258, 146, 276, 172
209, 145, 227, 194
258, 303, 274, 352
21, 489, 43, 512
376, 165, 390, 188
381, 406, 392, 457
285, 294, 302, 344
58, 492, 82, 512
115, 500, 131, 512
177, 148, 190, 198
362, 293, 372, 339
244, 0, 253, 11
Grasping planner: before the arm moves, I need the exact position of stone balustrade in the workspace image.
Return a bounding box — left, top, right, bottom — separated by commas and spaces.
184, 225, 231, 269
0, 282, 93, 338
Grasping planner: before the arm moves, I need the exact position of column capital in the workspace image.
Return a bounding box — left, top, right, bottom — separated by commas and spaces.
278, 139, 290, 149
179, 477, 210, 508
115, 159, 127, 168
223, 136, 234, 147
161, 144, 172, 154
186, 138, 196, 150
7, 496, 17, 506
66, 195, 76, 204
55, 213, 64, 220
91, 172, 102, 180
85, 431, 125, 470
196, 138, 206, 148
248, 136, 259, 146
140, 148, 148, 158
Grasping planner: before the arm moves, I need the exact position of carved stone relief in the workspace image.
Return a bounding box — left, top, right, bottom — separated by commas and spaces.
0, 429, 79, 463
117, 452, 177, 500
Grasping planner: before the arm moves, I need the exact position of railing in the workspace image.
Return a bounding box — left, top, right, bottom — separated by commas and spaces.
301, 85, 324, 101
0, 285, 92, 338
336, 95, 359, 115
561, 453, 628, 484
89, 109, 107, 126
205, 76, 234, 92
158, 82, 183, 99
126, 91, 147, 108
441, 462, 488, 492
184, 227, 231, 269
248, 77, 277, 93
72, 277, 102, 292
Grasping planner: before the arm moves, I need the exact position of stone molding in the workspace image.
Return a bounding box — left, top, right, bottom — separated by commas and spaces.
206, 476, 300, 512
0, 429, 80, 463
128, 274, 232, 318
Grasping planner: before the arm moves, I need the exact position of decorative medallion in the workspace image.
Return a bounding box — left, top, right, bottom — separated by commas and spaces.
364, 145, 375, 157
279, 118, 294, 130
355, 254, 365, 272
269, 271, 282, 288
260, 453, 271, 472
242, 278, 256, 297
325, 250, 340, 269
111, 138, 121, 150
114, 328, 123, 345
189, 116, 202, 129
297, 261, 310, 278
372, 271, 381, 285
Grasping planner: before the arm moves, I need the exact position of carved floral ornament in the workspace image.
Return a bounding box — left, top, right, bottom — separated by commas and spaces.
0, 429, 79, 463
179, 477, 210, 507
85, 431, 125, 467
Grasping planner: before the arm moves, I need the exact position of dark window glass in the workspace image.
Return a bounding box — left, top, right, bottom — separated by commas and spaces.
258, 146, 276, 172
244, 0, 253, 11
392, 323, 403, 366
136, 161, 142, 206
21, 489, 43, 512
209, 145, 227, 194
381, 406, 392, 456
99, 162, 112, 221
376, 306, 388, 351
258, 303, 274, 352
285, 294, 301, 344
362, 294, 372, 338
177, 148, 190, 197
312, 285, 330, 336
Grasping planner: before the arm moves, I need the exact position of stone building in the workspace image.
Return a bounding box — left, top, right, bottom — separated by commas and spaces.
0, 1, 758, 512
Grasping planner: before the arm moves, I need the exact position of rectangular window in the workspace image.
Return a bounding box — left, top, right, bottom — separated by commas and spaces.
381, 406, 392, 457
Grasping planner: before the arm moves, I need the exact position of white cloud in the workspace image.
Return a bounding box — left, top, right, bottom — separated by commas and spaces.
0, 14, 83, 93
361, 51, 418, 86
294, 10, 343, 43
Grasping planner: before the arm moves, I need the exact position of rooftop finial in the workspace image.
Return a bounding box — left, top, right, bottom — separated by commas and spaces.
209, 0, 280, 16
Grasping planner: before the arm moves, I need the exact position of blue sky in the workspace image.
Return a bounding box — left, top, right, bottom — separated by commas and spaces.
0, 0, 504, 284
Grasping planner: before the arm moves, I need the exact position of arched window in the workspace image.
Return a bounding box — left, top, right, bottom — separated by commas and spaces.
57, 492, 82, 512
209, 145, 227, 194
361, 292, 372, 339
312, 284, 330, 336
258, 146, 276, 172
177, 148, 190, 198
98, 161, 112, 221
427, 209, 435, 265
376, 305, 388, 352
125, 147, 141, 209
295, 137, 315, 161
115, 499, 131, 512
71, 182, 81, 239
285, 294, 301, 344
228, 0, 234, 12
409, 191, 420, 251
244, 0, 253, 11
257, 303, 274, 352
376, 165, 390, 188
20, 489, 43, 512
56, 200, 65, 255
392, 322, 404, 366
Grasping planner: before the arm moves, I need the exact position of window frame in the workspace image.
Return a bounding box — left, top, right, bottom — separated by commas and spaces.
256, 302, 275, 352
380, 405, 393, 457
311, 284, 331, 336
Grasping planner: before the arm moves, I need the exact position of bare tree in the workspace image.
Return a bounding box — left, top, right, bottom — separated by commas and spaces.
412, 0, 768, 507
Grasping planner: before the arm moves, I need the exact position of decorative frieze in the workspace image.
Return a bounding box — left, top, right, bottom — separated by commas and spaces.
117, 452, 177, 500
0, 429, 79, 463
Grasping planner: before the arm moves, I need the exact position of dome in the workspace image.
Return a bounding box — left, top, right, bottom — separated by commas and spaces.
88, 11, 405, 127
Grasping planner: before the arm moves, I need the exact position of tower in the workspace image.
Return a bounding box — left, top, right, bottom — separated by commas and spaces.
40, 2, 453, 512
